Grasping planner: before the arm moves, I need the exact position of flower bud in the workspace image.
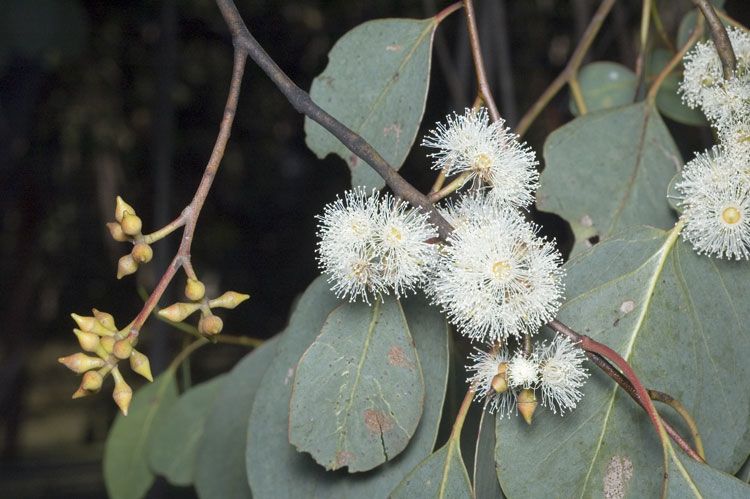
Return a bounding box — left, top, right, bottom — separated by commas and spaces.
184, 278, 206, 301
117, 254, 138, 279
92, 309, 117, 332
199, 314, 223, 336
81, 370, 104, 392
111, 368, 133, 416
209, 291, 250, 310
107, 222, 129, 242
130, 349, 153, 382
74, 329, 100, 352
113, 339, 133, 360
131, 243, 153, 264
59, 353, 106, 374
72, 387, 90, 399
158, 302, 200, 322
115, 196, 136, 223
71, 312, 116, 337
491, 373, 508, 394
517, 388, 538, 425
120, 213, 142, 236
100, 336, 115, 354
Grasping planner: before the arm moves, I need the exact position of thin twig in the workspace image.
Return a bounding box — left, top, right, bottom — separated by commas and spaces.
649, 389, 706, 460
586, 351, 705, 463
128, 50, 248, 341
214, 0, 453, 239
692, 0, 736, 79
515, 0, 616, 137
647, 16, 705, 104
463, 0, 500, 123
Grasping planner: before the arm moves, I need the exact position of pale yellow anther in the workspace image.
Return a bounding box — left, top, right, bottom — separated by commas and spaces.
492, 260, 512, 279
722, 206, 741, 225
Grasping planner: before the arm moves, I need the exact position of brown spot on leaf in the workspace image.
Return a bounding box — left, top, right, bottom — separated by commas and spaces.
604, 455, 634, 499
364, 409, 394, 434
383, 123, 402, 143
348, 154, 359, 168
580, 214, 594, 227
334, 450, 354, 468
619, 300, 635, 314
386, 44, 403, 52
388, 346, 413, 368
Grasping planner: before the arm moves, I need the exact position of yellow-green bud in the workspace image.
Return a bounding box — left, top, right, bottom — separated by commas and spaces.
72, 387, 90, 399
517, 388, 538, 425
130, 350, 153, 382
131, 243, 153, 264
199, 314, 223, 336
81, 371, 104, 392
113, 339, 133, 360
92, 309, 117, 332
59, 353, 106, 374
185, 278, 206, 301
208, 291, 250, 310
107, 222, 129, 242
117, 254, 138, 279
115, 196, 136, 223
100, 336, 115, 354
71, 312, 116, 336
158, 302, 201, 322
74, 328, 100, 353
111, 368, 133, 416
120, 213, 142, 236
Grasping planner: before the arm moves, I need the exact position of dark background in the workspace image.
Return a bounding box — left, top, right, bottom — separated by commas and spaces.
0, 0, 747, 497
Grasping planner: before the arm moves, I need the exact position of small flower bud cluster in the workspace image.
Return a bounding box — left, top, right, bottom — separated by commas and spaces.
59, 309, 153, 415
158, 278, 250, 337
466, 335, 589, 421
315, 108, 583, 419
316, 188, 439, 303
107, 197, 154, 278
677, 30, 750, 259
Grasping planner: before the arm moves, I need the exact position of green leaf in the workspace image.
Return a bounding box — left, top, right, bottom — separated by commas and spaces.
474, 409, 503, 499
103, 374, 178, 499
496, 226, 750, 497
304, 17, 437, 190
148, 376, 225, 486
537, 103, 681, 255
647, 48, 707, 127
390, 441, 473, 498
195, 336, 280, 499
570, 62, 636, 116
246, 285, 450, 497
668, 448, 750, 498
289, 297, 425, 472
666, 171, 684, 214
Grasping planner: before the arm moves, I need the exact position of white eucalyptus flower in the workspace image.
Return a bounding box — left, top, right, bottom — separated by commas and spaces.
375, 194, 439, 297
466, 347, 517, 417
421, 108, 539, 209
507, 353, 540, 389
430, 202, 565, 342
538, 335, 589, 415
677, 147, 750, 260
680, 27, 750, 121
316, 188, 439, 302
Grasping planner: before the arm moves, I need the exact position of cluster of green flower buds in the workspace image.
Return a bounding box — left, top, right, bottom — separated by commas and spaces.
158, 278, 249, 337
59, 309, 153, 415
107, 196, 153, 279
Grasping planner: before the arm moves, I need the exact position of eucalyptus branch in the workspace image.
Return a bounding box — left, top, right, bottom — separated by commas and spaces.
214, 0, 453, 239
692, 0, 736, 79
127, 50, 248, 341
585, 348, 705, 463
463, 0, 501, 123
515, 0, 615, 137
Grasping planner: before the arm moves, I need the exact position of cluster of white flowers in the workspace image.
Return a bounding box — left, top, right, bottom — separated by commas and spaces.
316, 188, 438, 302
678, 28, 750, 260
315, 107, 589, 419
421, 108, 539, 209
466, 335, 589, 418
